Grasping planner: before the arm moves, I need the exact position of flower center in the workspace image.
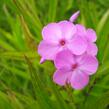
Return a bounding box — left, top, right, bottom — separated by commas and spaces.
72, 63, 78, 70
60, 39, 66, 46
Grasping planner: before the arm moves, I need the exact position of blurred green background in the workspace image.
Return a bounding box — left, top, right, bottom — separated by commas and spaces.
0, 0, 109, 109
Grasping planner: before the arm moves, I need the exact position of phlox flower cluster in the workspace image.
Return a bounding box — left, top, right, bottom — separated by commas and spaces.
38, 11, 98, 90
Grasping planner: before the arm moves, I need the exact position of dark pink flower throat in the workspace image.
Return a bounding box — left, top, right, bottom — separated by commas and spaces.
60, 39, 66, 46
72, 63, 78, 70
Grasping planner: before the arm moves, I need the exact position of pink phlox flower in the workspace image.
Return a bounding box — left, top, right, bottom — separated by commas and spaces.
38, 11, 99, 90
53, 50, 98, 90
75, 24, 98, 56
38, 21, 87, 60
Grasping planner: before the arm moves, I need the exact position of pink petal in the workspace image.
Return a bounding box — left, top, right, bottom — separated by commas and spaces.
86, 29, 97, 42
40, 58, 46, 64
68, 36, 87, 55
87, 42, 98, 56
69, 11, 80, 22
38, 40, 60, 60
78, 54, 98, 75
42, 23, 62, 43
58, 21, 76, 40
53, 68, 71, 86
75, 24, 86, 36
70, 70, 89, 90
54, 50, 75, 69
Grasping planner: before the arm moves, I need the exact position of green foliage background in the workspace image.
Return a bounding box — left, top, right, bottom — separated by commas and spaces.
0, 0, 109, 109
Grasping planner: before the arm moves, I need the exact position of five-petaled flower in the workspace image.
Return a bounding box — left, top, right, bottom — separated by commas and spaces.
38, 21, 87, 60
53, 50, 98, 90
